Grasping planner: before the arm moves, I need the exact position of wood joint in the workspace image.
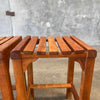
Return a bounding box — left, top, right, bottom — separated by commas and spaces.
87, 50, 97, 58
74, 57, 86, 70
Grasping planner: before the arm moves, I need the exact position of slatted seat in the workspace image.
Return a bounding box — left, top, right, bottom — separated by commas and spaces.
11, 35, 96, 57
11, 35, 97, 100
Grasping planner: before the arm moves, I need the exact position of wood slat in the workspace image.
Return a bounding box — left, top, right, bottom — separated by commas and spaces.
48, 37, 59, 55
30, 83, 71, 89
0, 36, 13, 45
11, 36, 31, 59
23, 36, 38, 54
56, 36, 72, 55
70, 36, 97, 57
37, 37, 46, 55
63, 36, 85, 54
11, 36, 31, 53
0, 36, 22, 55
0, 37, 6, 41
70, 36, 94, 50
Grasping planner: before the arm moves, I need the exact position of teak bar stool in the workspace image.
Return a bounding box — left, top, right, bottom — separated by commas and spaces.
0, 36, 22, 100
11, 36, 97, 100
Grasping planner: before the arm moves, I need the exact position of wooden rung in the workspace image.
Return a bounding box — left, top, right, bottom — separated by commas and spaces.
37, 37, 46, 55
71, 83, 79, 100
63, 36, 85, 54
48, 37, 59, 55
56, 36, 72, 55
30, 83, 71, 89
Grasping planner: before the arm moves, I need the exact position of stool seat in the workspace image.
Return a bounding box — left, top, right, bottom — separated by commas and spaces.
11, 35, 97, 100
11, 36, 97, 58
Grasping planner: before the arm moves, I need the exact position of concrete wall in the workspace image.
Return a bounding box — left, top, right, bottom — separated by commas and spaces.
0, 0, 100, 45
0, 0, 13, 36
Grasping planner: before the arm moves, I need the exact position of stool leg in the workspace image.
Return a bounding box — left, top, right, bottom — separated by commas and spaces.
0, 58, 14, 100
67, 58, 74, 99
79, 58, 95, 100
12, 59, 27, 100
27, 63, 34, 99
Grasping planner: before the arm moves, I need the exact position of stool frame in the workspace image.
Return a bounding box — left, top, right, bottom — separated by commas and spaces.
11, 36, 97, 100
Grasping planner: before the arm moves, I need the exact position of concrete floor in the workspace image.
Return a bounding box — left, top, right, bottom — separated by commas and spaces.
0, 46, 100, 100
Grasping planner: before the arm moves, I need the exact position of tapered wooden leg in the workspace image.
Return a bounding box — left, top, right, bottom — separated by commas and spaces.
12, 59, 27, 100
67, 58, 75, 99
79, 58, 95, 100
0, 58, 14, 100
27, 63, 34, 99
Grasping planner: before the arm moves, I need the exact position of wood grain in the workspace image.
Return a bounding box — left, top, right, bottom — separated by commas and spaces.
37, 37, 46, 55
23, 36, 38, 54
56, 36, 72, 54
63, 36, 85, 54
48, 37, 59, 55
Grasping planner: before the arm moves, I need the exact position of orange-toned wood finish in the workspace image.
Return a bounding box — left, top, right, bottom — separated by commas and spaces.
56, 36, 71, 55
0, 36, 22, 100
11, 36, 97, 100
48, 37, 59, 55
27, 63, 34, 99
37, 37, 46, 55
67, 58, 75, 99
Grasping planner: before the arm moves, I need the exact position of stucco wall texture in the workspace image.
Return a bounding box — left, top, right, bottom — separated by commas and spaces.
0, 0, 100, 45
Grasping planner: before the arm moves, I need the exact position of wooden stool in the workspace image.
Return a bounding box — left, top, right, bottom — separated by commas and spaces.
0, 36, 22, 100
11, 36, 97, 100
